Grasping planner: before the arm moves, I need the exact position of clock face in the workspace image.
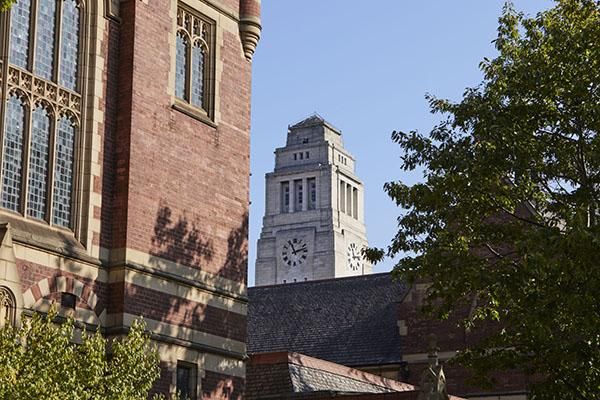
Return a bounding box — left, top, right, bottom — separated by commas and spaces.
347, 242, 362, 271
281, 238, 308, 267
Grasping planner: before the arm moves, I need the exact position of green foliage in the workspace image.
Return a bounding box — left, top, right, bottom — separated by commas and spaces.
374, 1, 600, 398
0, 308, 171, 400
0, 0, 15, 12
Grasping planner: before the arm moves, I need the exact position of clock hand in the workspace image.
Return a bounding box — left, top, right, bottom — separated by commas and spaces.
288, 240, 297, 254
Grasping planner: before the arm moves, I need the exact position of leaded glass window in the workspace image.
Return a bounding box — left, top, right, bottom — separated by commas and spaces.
27, 106, 51, 220
34, 0, 57, 80
9, 0, 31, 68
175, 6, 213, 115
2, 96, 26, 211
52, 117, 75, 226
0, 0, 84, 229
175, 32, 189, 101
59, 0, 80, 90
190, 42, 204, 107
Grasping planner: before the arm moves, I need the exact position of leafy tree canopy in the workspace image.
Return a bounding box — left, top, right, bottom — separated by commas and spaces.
0, 0, 14, 12
0, 308, 170, 400
372, 0, 599, 398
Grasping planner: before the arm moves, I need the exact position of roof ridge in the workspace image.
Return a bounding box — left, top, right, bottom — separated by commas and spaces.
249, 272, 394, 290
288, 113, 342, 134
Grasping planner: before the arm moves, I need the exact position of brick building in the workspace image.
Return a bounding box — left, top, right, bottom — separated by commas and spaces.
0, 0, 260, 397
248, 274, 530, 399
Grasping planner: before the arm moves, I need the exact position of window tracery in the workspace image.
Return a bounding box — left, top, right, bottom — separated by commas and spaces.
1, 0, 83, 229
175, 5, 213, 116
0, 287, 16, 327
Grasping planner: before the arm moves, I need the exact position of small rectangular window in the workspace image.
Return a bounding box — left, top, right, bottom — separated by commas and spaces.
176, 362, 197, 400
299, 152, 303, 160
61, 292, 76, 309
306, 151, 309, 159
308, 178, 316, 210
293, 153, 297, 160
281, 181, 290, 213
294, 179, 303, 211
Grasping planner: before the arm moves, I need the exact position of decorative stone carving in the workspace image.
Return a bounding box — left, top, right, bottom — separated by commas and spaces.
7, 66, 81, 116
0, 287, 16, 327
239, 0, 261, 61
418, 334, 450, 400
239, 16, 261, 61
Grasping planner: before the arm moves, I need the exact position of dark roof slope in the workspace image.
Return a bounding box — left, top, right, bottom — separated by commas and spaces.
248, 273, 409, 367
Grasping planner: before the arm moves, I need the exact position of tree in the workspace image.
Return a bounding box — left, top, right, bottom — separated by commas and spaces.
372, 0, 600, 398
0, 0, 15, 11
0, 308, 171, 400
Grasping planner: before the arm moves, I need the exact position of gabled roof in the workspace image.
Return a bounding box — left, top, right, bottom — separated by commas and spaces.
247, 273, 409, 367
246, 352, 466, 400
246, 352, 416, 400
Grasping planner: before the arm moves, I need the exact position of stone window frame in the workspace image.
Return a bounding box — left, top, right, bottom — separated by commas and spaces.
0, 286, 16, 327
175, 360, 199, 400
172, 4, 216, 125
0, 0, 89, 237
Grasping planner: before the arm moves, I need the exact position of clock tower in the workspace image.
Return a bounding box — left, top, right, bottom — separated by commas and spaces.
255, 115, 371, 286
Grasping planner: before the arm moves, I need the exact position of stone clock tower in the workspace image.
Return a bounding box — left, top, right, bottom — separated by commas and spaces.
255, 115, 371, 286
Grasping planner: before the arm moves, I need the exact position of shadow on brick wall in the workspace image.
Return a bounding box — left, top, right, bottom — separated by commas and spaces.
135, 202, 248, 400
150, 205, 215, 267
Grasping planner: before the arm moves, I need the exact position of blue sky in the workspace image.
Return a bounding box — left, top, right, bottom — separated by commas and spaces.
248, 0, 553, 286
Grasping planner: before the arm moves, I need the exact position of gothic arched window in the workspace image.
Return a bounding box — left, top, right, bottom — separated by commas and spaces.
0, 0, 83, 229
174, 5, 213, 118
0, 287, 16, 327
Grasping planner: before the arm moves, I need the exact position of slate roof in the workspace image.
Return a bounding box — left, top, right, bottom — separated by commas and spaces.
246, 352, 416, 400
247, 273, 410, 367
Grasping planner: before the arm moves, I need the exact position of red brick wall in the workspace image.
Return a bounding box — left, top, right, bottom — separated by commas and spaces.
100, 18, 121, 250
203, 371, 245, 400
16, 259, 108, 316
107, 0, 251, 284
151, 368, 246, 400
239, 0, 260, 19
398, 289, 529, 396
110, 0, 136, 250
110, 282, 246, 342
150, 362, 173, 398
397, 290, 471, 354
406, 362, 528, 398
